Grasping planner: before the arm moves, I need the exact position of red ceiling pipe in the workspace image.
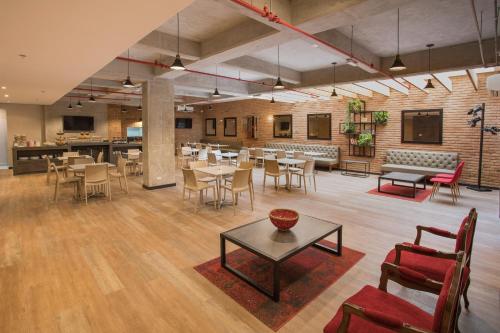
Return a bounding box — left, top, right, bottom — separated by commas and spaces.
115, 56, 320, 98
66, 94, 131, 102
230, 0, 395, 80
73, 87, 142, 96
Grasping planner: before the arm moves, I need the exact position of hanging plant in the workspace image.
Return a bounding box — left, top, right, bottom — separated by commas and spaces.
343, 122, 355, 134
348, 98, 363, 113
374, 111, 389, 125
357, 132, 373, 146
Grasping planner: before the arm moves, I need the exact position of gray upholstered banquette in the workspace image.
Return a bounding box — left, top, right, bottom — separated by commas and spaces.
381, 149, 458, 176
265, 142, 340, 171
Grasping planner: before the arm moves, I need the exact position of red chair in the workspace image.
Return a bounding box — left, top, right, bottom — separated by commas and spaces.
324, 253, 466, 333
381, 209, 476, 306
430, 162, 463, 203
434, 162, 465, 197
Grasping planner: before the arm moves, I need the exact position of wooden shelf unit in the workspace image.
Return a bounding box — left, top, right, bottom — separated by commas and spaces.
339, 111, 378, 158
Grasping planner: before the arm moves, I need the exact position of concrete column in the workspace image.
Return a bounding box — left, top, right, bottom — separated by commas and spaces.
142, 78, 176, 189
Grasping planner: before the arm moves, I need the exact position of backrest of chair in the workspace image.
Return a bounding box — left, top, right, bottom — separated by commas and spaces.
63, 151, 79, 157
454, 208, 477, 260
239, 161, 254, 170
432, 252, 465, 333
97, 151, 104, 163
189, 160, 208, 169
237, 151, 249, 163
85, 164, 108, 182
276, 150, 286, 159
293, 151, 305, 159
181, 147, 192, 156
232, 168, 251, 190
73, 157, 94, 165
208, 153, 217, 165
206, 146, 212, 153
182, 168, 197, 188
46, 156, 51, 169
138, 152, 143, 162
128, 149, 140, 155
264, 159, 279, 174
49, 163, 60, 181
455, 161, 465, 178
195, 143, 202, 150
303, 159, 315, 174
117, 157, 127, 175
198, 149, 208, 160
255, 148, 264, 158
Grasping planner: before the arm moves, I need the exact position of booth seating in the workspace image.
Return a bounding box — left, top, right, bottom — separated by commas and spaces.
381, 149, 458, 176
265, 143, 340, 172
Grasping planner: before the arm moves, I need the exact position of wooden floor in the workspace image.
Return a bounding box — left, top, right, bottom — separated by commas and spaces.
1, 167, 499, 333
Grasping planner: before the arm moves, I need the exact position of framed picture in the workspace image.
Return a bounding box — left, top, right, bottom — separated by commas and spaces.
205, 118, 216, 136
307, 113, 331, 140
273, 115, 293, 138
401, 109, 443, 144
224, 117, 237, 137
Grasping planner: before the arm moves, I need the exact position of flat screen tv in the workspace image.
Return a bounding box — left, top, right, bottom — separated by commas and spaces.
175, 118, 192, 129
63, 116, 94, 132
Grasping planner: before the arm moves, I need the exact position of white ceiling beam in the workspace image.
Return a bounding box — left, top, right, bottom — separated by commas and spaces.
377, 79, 409, 95
432, 73, 453, 93
401, 76, 430, 94
137, 30, 200, 61
355, 81, 390, 97
466, 69, 479, 91
224, 56, 301, 84
338, 84, 373, 97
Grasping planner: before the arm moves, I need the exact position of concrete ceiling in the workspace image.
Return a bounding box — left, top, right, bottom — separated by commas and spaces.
0, 0, 192, 105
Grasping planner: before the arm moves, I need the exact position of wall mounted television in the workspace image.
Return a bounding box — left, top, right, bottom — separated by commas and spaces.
63, 116, 94, 132
175, 118, 193, 129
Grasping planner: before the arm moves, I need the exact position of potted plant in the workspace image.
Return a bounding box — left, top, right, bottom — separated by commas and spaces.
357, 132, 373, 146
374, 111, 389, 125
343, 121, 355, 134
348, 98, 363, 113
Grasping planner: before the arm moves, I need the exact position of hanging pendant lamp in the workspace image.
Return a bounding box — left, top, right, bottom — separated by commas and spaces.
346, 26, 358, 67
270, 87, 276, 103
390, 8, 406, 71
76, 100, 83, 108
213, 65, 221, 96
274, 45, 285, 89
170, 13, 186, 71
138, 98, 143, 111
89, 78, 96, 102
122, 49, 135, 88
424, 44, 435, 89
331, 62, 338, 97
67, 97, 73, 109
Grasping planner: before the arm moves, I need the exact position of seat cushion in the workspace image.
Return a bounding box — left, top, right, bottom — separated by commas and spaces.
323, 285, 433, 333
381, 164, 454, 176
384, 243, 455, 282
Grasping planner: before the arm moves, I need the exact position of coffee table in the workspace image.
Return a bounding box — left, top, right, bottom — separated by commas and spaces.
220, 215, 342, 302
378, 172, 426, 198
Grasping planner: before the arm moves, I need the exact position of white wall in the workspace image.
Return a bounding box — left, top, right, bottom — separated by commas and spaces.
0, 103, 44, 166
0, 109, 8, 167
44, 101, 108, 141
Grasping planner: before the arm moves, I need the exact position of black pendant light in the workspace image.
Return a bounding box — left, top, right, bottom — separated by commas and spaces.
274, 44, 285, 89
137, 98, 143, 111
89, 78, 96, 102
270, 87, 276, 103
170, 13, 186, 71
208, 104, 213, 110
424, 43, 435, 89
67, 97, 73, 109
76, 99, 83, 108
331, 62, 338, 97
121, 105, 127, 113
390, 8, 406, 71
213, 65, 221, 97
122, 49, 135, 88
346, 26, 358, 67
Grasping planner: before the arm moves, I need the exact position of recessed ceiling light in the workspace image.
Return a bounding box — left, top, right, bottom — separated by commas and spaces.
311, 44, 319, 48
18, 54, 27, 58
1, 86, 6, 90
4, 94, 9, 98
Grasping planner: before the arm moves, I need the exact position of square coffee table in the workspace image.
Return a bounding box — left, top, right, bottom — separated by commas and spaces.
220, 215, 342, 302
378, 172, 426, 198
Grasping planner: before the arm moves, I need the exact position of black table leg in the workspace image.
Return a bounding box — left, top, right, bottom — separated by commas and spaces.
220, 235, 226, 266
413, 182, 417, 198
272, 262, 280, 302
378, 177, 381, 192
313, 226, 342, 256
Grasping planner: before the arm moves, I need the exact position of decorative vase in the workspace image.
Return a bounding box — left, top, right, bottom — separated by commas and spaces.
269, 209, 299, 231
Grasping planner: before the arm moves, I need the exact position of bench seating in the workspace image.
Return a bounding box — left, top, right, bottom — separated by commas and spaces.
381, 149, 458, 176
200, 139, 243, 152
265, 143, 340, 172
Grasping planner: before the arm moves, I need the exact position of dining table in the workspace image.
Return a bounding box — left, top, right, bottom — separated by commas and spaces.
57, 154, 92, 161
68, 162, 116, 173
221, 152, 238, 164
277, 158, 306, 191
194, 165, 237, 209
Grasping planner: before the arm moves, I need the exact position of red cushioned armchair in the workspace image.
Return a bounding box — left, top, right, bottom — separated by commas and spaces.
324, 252, 466, 333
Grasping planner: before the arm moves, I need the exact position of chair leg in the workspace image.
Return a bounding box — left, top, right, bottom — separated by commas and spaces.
183, 186, 186, 200
303, 175, 307, 194
463, 278, 471, 309
84, 185, 88, 205
212, 187, 217, 209
313, 174, 317, 192
455, 302, 462, 333
249, 189, 254, 211
263, 174, 266, 192
47, 170, 50, 184
108, 181, 111, 201
53, 182, 59, 202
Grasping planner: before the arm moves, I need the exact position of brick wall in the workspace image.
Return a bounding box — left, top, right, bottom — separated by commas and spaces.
200, 73, 500, 187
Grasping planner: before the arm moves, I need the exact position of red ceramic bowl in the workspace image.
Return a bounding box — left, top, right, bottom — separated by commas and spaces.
269, 209, 299, 231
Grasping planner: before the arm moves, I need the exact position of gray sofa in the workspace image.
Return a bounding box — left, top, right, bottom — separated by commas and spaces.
265, 142, 340, 171
381, 149, 458, 176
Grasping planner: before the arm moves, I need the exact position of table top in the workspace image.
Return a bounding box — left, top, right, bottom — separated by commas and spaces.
208, 144, 229, 147
249, 147, 278, 152
277, 158, 306, 165
380, 172, 425, 182
222, 215, 341, 262
194, 165, 237, 176
57, 155, 91, 161
343, 159, 370, 164
68, 163, 115, 172
221, 152, 238, 158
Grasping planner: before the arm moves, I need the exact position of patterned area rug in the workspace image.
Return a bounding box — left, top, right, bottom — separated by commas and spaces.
194, 240, 365, 331
367, 183, 432, 202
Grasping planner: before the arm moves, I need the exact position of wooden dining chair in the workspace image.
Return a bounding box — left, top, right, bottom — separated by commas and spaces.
254, 148, 265, 167
50, 163, 81, 202
182, 168, 217, 213
96, 151, 104, 163
46, 156, 67, 184
276, 150, 287, 159
83, 164, 111, 205
291, 159, 316, 194
109, 156, 129, 194
221, 168, 253, 215
207, 152, 219, 166
238, 161, 255, 200
263, 159, 286, 192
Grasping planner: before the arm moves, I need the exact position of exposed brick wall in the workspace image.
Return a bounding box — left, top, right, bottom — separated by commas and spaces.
107, 105, 142, 139
174, 111, 204, 148
199, 73, 500, 187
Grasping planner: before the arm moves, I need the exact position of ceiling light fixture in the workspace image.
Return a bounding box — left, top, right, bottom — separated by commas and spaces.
76, 100, 83, 108
331, 62, 338, 97
170, 13, 186, 71
274, 44, 285, 89
346, 26, 358, 67
424, 43, 435, 89
1, 86, 6, 90
122, 49, 135, 88
390, 8, 407, 71
89, 78, 96, 102
138, 98, 143, 111
213, 65, 221, 97
67, 97, 73, 109
270, 87, 276, 103
3, 94, 8, 98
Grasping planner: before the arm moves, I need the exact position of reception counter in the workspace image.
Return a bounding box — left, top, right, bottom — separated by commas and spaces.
12, 142, 142, 175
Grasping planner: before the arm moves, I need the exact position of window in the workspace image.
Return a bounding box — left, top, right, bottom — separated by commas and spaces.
224, 117, 237, 137
401, 109, 443, 144
273, 115, 293, 138
307, 113, 331, 140
205, 118, 216, 136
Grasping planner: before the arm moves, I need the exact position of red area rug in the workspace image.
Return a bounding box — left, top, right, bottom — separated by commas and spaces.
194, 240, 364, 331
367, 183, 432, 202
